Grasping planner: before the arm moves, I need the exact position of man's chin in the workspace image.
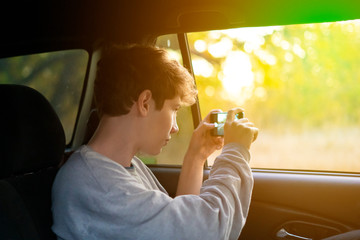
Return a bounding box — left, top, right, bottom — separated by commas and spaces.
139, 147, 163, 157
152, 148, 163, 156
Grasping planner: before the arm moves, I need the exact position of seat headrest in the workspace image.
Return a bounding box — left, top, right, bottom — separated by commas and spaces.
0, 85, 65, 178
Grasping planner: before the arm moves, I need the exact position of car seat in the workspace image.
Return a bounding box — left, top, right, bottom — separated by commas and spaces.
0, 84, 65, 240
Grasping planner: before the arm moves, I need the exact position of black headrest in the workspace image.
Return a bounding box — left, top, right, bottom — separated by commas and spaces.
0, 85, 65, 178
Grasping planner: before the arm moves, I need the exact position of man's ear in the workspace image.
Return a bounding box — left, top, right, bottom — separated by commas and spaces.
137, 89, 153, 117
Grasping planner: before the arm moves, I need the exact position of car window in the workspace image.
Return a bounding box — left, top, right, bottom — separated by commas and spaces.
137, 34, 195, 165
0, 50, 88, 144
188, 19, 360, 173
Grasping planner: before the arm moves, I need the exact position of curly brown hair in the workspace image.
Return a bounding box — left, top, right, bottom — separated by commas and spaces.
94, 44, 197, 117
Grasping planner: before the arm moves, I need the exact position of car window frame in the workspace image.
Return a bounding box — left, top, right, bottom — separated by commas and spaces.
177, 33, 202, 129
184, 26, 360, 177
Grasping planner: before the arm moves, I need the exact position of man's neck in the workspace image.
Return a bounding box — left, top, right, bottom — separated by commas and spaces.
88, 115, 140, 168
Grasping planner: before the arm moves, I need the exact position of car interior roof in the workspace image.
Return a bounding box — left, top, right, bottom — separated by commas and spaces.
1, 0, 360, 56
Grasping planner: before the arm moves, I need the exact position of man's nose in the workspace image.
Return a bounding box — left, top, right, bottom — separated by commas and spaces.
170, 119, 179, 134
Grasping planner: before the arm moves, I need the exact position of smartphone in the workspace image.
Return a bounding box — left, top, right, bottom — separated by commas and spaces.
210, 112, 245, 136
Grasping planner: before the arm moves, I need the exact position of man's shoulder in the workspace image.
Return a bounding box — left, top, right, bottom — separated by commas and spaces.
67, 145, 123, 171
53, 145, 134, 194
53, 146, 91, 184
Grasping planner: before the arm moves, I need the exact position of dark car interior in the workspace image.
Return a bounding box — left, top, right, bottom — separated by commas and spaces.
1, 0, 360, 239
0, 85, 65, 239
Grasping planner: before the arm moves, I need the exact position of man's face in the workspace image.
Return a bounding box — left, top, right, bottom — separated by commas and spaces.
141, 96, 181, 155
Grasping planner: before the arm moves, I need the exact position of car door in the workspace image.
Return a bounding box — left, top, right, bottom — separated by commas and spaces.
149, 20, 360, 240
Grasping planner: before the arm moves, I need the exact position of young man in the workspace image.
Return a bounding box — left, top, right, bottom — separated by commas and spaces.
52, 45, 259, 240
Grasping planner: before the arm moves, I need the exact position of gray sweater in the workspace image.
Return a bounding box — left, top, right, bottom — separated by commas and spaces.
51, 143, 253, 240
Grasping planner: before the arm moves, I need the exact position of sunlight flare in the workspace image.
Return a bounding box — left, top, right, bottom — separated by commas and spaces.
221, 51, 254, 103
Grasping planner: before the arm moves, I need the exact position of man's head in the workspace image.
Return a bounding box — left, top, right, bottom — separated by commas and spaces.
94, 44, 197, 117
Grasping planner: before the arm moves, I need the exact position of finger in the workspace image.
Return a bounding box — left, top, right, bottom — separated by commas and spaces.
251, 127, 259, 142
237, 118, 249, 123
203, 109, 223, 122
226, 107, 244, 124
244, 122, 255, 127
213, 136, 224, 144
214, 137, 224, 149
202, 122, 216, 129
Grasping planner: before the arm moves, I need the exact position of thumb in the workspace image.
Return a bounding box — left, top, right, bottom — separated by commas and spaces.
202, 122, 216, 129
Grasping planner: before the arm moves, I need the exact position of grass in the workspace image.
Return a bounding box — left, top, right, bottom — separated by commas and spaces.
208, 128, 360, 173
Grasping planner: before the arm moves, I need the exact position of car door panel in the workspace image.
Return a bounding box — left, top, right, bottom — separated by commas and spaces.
150, 166, 181, 197
151, 166, 360, 239
241, 171, 360, 239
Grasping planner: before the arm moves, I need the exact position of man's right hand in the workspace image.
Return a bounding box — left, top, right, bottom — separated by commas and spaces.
224, 108, 258, 149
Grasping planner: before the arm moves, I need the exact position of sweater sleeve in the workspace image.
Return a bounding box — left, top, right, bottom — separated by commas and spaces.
52, 143, 253, 240
200, 143, 254, 239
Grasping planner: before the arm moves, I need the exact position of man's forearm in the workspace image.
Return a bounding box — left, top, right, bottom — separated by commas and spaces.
176, 154, 205, 196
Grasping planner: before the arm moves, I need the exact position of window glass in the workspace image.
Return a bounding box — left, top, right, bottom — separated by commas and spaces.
138, 34, 194, 165
0, 50, 88, 144
188, 20, 360, 173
